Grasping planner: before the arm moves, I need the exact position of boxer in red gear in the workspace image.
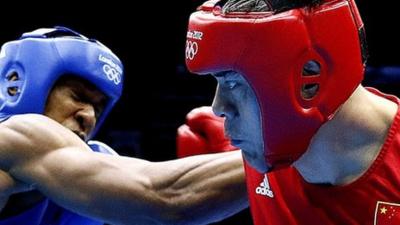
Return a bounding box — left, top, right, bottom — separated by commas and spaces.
185, 0, 400, 224
177, 106, 237, 157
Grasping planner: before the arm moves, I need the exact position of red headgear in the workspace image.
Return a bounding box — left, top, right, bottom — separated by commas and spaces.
185, 0, 366, 169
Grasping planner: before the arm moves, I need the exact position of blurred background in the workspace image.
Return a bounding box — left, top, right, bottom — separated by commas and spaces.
1, 0, 399, 224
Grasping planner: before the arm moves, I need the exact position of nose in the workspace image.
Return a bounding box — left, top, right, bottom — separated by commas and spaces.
212, 85, 234, 119
74, 104, 96, 135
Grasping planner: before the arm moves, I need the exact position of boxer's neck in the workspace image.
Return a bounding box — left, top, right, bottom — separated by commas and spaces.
293, 85, 398, 186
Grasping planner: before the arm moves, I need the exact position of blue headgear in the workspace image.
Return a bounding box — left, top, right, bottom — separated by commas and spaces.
0, 26, 124, 138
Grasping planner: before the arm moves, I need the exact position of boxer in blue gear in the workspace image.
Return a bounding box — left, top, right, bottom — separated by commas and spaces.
0, 26, 246, 225
0, 26, 123, 225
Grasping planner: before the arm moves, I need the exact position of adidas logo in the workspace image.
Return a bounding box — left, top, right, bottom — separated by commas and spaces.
255, 174, 274, 198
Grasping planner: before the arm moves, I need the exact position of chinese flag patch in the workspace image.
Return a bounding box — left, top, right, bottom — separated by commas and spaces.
375, 201, 400, 225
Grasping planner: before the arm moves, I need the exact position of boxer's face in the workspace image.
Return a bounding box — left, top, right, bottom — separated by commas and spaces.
44, 76, 107, 141
212, 71, 268, 172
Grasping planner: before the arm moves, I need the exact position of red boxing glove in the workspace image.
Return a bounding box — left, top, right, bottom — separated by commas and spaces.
177, 106, 238, 158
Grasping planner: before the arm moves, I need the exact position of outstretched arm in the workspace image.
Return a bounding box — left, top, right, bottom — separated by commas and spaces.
0, 114, 247, 225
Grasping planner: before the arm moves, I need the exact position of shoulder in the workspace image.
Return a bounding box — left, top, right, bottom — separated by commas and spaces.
1, 114, 74, 139
0, 114, 48, 149
0, 114, 89, 171
0, 114, 83, 155
0, 114, 56, 137
1, 114, 56, 145
2, 114, 59, 129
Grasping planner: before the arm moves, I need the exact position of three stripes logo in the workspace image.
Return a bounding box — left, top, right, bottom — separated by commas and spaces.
255, 174, 274, 198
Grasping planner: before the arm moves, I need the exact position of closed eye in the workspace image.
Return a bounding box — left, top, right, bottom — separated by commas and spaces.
71, 90, 104, 119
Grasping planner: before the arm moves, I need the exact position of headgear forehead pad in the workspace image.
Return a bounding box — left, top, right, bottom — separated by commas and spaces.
0, 26, 124, 138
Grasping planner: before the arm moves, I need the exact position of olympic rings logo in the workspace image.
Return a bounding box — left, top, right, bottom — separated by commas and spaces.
103, 64, 121, 85
185, 40, 198, 60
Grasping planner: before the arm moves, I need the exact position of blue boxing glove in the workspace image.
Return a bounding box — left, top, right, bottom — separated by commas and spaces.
87, 140, 119, 156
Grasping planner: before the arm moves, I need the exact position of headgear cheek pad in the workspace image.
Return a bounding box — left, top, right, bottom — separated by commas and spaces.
0, 26, 124, 139
185, 0, 366, 169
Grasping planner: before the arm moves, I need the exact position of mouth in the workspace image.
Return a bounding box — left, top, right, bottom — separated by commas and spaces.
225, 130, 243, 146
73, 130, 87, 141
230, 139, 244, 147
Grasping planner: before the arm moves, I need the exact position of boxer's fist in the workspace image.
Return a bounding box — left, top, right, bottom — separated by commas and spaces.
177, 106, 237, 157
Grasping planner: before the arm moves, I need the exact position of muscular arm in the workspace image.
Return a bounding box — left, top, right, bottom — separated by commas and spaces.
0, 114, 247, 225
